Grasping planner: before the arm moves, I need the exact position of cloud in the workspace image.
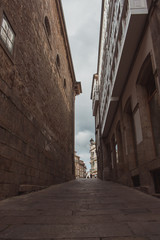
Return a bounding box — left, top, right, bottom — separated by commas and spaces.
76, 130, 93, 148
75, 130, 94, 170
62, 0, 101, 170
62, 0, 100, 38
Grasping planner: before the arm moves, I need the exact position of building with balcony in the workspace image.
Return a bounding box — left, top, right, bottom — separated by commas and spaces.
74, 152, 87, 178
91, 0, 160, 195
79, 160, 87, 178
89, 139, 97, 178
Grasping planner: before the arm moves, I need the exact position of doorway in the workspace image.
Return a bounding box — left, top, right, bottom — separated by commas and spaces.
151, 168, 160, 193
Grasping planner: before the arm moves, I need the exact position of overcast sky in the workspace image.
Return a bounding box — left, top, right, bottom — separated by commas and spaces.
62, 0, 101, 170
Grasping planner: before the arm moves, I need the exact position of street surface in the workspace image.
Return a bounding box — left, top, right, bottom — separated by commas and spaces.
0, 178, 160, 239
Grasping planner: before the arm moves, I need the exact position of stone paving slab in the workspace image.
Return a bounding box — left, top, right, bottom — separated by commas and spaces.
0, 238, 151, 240
0, 209, 73, 216
88, 203, 127, 209
74, 209, 122, 216
102, 237, 159, 240
0, 237, 153, 240
0, 223, 132, 239
0, 215, 114, 225
128, 222, 160, 235
0, 239, 100, 240
149, 208, 160, 213
148, 237, 160, 240
0, 179, 160, 239
112, 212, 160, 222
0, 226, 9, 233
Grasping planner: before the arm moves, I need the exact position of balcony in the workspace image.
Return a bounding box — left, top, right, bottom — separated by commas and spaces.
74, 81, 82, 96
112, 0, 148, 97
101, 0, 148, 136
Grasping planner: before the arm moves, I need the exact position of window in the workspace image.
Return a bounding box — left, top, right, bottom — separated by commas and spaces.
56, 54, 60, 67
44, 16, 51, 36
115, 142, 119, 163
151, 169, 160, 193
0, 14, 15, 54
132, 175, 140, 187
133, 108, 143, 144
116, 122, 124, 163
64, 79, 66, 89
111, 150, 114, 169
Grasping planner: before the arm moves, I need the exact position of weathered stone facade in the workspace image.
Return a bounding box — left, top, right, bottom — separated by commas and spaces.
91, 0, 160, 195
0, 0, 80, 199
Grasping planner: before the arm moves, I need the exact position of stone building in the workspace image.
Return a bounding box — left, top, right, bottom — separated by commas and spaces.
79, 160, 87, 178
89, 138, 97, 177
91, 0, 160, 195
74, 153, 80, 178
0, 0, 81, 199
74, 152, 86, 178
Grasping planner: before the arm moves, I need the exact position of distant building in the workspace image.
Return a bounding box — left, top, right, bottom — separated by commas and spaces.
91, 0, 160, 195
89, 139, 97, 177
74, 153, 80, 178
79, 160, 87, 178
74, 152, 87, 178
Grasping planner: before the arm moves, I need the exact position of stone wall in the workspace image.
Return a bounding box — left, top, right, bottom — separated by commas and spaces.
0, 0, 75, 199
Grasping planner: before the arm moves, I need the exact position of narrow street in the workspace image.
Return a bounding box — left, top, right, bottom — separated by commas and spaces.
0, 179, 160, 240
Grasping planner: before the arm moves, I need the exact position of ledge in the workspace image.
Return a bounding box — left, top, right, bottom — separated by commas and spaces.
19, 184, 46, 194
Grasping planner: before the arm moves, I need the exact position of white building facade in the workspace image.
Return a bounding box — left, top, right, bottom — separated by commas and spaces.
91, 0, 160, 194
89, 139, 98, 177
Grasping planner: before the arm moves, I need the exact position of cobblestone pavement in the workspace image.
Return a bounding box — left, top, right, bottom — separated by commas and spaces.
0, 178, 160, 240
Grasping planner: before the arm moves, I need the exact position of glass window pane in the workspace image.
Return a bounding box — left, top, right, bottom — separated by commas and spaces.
6, 38, 13, 52
2, 18, 8, 33
1, 15, 15, 54
8, 27, 14, 43
0, 27, 7, 42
